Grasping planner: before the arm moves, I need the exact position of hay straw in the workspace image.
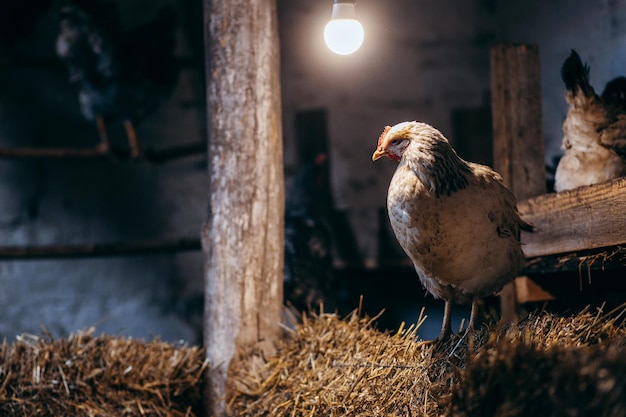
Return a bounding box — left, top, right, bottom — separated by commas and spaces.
2, 305, 626, 416
229, 309, 457, 416
452, 307, 626, 417
0, 327, 208, 417
228, 305, 626, 417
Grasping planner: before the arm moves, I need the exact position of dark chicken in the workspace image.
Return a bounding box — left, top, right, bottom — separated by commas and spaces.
284, 154, 335, 312
601, 76, 626, 112
373, 121, 532, 342
554, 50, 626, 191
55, 2, 178, 157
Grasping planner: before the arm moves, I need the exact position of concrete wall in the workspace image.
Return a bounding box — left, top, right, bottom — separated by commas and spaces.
0, 0, 624, 342
0, 0, 207, 342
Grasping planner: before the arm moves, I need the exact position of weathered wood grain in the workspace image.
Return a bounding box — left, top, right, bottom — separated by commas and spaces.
522, 245, 626, 274
0, 141, 205, 163
514, 276, 555, 303
0, 238, 201, 259
202, 1, 283, 416
519, 177, 626, 258
490, 44, 547, 319
490, 44, 546, 200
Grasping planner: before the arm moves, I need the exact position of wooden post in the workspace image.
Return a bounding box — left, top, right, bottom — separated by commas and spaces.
202, 1, 283, 416
490, 44, 546, 320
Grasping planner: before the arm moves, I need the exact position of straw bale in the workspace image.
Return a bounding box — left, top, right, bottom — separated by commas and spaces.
2, 305, 625, 417
228, 305, 626, 417
451, 307, 626, 417
0, 327, 208, 417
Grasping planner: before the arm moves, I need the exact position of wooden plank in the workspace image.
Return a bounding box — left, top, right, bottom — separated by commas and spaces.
490, 44, 547, 320
202, 1, 283, 416
514, 276, 554, 303
0, 145, 108, 158
523, 245, 626, 274
0, 238, 201, 259
490, 44, 546, 199
0, 141, 205, 163
518, 177, 626, 258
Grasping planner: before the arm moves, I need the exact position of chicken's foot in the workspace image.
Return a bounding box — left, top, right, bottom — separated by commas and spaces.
95, 115, 111, 153
415, 300, 453, 348
466, 297, 481, 334
463, 297, 481, 351
439, 300, 453, 341
124, 119, 142, 158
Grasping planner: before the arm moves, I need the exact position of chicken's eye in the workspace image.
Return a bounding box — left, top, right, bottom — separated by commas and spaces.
390, 139, 399, 145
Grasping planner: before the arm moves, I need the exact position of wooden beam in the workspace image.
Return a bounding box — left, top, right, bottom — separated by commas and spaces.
0, 145, 109, 158
0, 238, 201, 260
490, 44, 546, 320
490, 44, 546, 199
0, 141, 206, 163
202, 1, 283, 416
523, 245, 626, 275
514, 276, 555, 303
518, 177, 626, 258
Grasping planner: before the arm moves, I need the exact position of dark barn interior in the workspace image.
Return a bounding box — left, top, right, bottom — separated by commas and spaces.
1, 0, 626, 346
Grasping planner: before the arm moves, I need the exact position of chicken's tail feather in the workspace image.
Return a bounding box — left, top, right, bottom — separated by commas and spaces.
561, 49, 594, 97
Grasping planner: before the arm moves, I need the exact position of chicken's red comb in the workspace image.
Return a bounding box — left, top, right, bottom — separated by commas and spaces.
378, 125, 392, 147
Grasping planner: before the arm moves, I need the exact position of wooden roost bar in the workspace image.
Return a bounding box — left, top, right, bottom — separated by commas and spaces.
491, 44, 626, 315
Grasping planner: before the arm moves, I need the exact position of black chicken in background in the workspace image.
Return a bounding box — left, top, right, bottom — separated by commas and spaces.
602, 76, 626, 123
602, 76, 626, 160
284, 154, 335, 313
55, 1, 178, 157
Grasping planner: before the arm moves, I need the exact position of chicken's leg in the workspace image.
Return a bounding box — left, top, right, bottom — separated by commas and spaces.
414, 300, 453, 348
124, 119, 141, 158
467, 297, 480, 332
95, 115, 111, 153
439, 300, 452, 341
462, 297, 481, 350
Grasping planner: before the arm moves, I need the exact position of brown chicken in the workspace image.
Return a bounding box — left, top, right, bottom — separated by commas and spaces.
554, 49, 626, 192
372, 121, 532, 341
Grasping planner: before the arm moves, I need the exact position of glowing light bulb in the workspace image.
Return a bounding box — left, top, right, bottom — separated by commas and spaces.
323, 1, 364, 55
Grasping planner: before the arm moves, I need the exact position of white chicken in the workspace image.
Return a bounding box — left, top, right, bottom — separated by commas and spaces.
372, 121, 533, 341
554, 49, 626, 192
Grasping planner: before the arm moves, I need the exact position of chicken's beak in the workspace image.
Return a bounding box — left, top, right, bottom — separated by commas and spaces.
372, 148, 386, 161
